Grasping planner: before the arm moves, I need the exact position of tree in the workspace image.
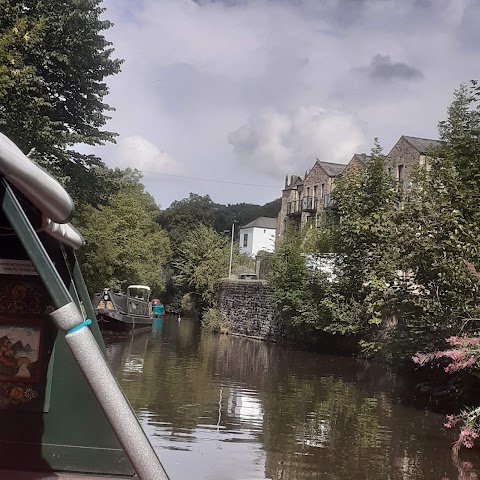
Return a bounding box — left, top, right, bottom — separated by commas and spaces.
0, 15, 44, 104
268, 228, 332, 331
391, 83, 480, 358
173, 225, 240, 312
158, 193, 215, 251
330, 140, 400, 353
78, 174, 171, 295
0, 0, 122, 206
212, 198, 282, 235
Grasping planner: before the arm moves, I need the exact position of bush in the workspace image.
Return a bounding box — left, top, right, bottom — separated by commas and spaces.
201, 308, 230, 334
181, 293, 195, 314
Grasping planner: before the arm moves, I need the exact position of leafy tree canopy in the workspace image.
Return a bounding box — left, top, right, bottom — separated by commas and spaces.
213, 198, 281, 235
158, 193, 216, 251
173, 224, 242, 312
0, 0, 122, 206
158, 193, 281, 246
78, 171, 171, 296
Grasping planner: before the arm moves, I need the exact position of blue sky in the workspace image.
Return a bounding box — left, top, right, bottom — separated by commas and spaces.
93, 0, 479, 208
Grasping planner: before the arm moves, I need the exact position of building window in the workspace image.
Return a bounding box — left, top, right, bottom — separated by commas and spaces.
397, 164, 405, 181
321, 183, 325, 197
243, 233, 248, 247
313, 185, 318, 198
419, 155, 431, 172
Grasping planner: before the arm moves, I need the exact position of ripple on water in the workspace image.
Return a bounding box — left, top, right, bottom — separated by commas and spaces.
105, 319, 478, 480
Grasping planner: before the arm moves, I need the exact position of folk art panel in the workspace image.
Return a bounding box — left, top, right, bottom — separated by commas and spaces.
0, 269, 54, 410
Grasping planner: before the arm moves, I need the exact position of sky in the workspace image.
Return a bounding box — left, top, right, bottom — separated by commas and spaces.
94, 0, 479, 209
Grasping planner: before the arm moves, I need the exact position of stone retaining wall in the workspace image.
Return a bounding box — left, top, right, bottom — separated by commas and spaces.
217, 279, 358, 352
218, 279, 280, 339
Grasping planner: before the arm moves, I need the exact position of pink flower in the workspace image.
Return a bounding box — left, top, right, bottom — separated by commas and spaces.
444, 357, 476, 373
412, 353, 429, 364
446, 334, 480, 348
458, 427, 479, 449
444, 415, 457, 429
444, 350, 466, 361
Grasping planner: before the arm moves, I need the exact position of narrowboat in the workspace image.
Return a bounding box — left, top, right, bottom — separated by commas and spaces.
93, 285, 153, 331
0, 132, 169, 478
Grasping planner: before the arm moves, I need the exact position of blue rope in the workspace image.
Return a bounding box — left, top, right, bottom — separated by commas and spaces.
68, 318, 92, 335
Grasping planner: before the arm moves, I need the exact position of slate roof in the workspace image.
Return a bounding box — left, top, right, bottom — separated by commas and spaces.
241, 217, 277, 229
402, 135, 442, 153
315, 159, 348, 177
284, 175, 304, 190
351, 153, 371, 166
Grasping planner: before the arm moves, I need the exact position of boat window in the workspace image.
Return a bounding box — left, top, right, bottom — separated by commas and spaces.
127, 288, 150, 300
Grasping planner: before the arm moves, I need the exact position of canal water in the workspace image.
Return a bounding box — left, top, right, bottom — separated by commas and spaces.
103, 318, 479, 480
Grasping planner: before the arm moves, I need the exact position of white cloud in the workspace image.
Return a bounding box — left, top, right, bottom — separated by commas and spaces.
114, 135, 182, 175
96, 0, 478, 207
228, 106, 366, 178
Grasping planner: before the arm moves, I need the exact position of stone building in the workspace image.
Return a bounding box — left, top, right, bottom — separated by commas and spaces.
276, 134, 440, 241
276, 159, 349, 238
276, 154, 373, 238
346, 153, 370, 172
276, 174, 304, 237
385, 135, 441, 187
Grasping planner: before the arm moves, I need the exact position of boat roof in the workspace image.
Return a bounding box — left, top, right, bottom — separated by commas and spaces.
127, 285, 151, 290
0, 132, 84, 250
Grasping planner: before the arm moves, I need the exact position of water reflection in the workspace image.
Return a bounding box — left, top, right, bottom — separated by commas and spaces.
103, 318, 479, 480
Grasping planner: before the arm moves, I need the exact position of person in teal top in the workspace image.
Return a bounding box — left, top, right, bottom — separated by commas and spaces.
152, 299, 165, 317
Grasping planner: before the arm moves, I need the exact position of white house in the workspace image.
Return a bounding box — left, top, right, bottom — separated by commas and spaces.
239, 217, 276, 257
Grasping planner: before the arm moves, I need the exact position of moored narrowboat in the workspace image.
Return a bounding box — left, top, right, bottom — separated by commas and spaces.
93, 285, 153, 331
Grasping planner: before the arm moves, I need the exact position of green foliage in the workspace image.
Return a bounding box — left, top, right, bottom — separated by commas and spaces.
173, 225, 241, 312
180, 293, 195, 314
270, 83, 480, 362
0, 0, 122, 206
212, 198, 281, 235
160, 194, 264, 311
77, 173, 171, 295
201, 308, 230, 333
0, 16, 44, 97
302, 223, 334, 254
159, 194, 281, 245
158, 193, 215, 252
384, 83, 480, 359
326, 139, 400, 350
269, 141, 400, 350
268, 228, 332, 330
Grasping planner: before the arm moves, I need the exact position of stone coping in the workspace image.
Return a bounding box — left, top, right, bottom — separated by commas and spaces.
220, 278, 268, 285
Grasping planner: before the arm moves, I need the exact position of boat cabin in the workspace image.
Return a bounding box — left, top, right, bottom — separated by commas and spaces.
128, 284, 151, 300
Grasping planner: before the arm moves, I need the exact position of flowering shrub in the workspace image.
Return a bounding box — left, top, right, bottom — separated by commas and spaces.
413, 335, 479, 373
413, 334, 480, 454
